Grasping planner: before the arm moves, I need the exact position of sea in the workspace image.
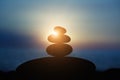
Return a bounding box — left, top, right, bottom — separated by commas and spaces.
0, 47, 120, 71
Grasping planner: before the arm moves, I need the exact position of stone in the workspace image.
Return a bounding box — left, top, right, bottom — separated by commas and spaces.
54, 26, 66, 34
48, 35, 71, 43
47, 26, 72, 57
16, 57, 96, 80
46, 44, 72, 57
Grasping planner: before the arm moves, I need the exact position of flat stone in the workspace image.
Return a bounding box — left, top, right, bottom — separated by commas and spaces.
46, 44, 72, 57
48, 35, 71, 43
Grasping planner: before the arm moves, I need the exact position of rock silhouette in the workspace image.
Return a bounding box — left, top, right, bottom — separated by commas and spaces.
16, 26, 96, 80
47, 26, 72, 57
54, 26, 67, 34
48, 26, 70, 43
48, 34, 71, 43
16, 57, 96, 80
46, 44, 72, 57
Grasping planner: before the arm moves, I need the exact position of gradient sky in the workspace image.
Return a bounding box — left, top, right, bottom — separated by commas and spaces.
0, 0, 120, 71
0, 0, 120, 45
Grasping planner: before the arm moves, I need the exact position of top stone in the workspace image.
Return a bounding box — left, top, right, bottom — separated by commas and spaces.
54, 26, 66, 34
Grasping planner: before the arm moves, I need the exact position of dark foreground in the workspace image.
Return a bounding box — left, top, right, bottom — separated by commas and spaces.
0, 57, 120, 80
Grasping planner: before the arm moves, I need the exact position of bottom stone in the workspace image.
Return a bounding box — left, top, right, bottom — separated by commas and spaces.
16, 57, 96, 80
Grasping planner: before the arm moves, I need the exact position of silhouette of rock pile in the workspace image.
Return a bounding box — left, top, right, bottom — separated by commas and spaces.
47, 26, 72, 57
16, 26, 96, 80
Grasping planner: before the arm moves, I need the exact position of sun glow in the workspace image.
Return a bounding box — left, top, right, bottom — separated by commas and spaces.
26, 8, 82, 45
52, 31, 58, 36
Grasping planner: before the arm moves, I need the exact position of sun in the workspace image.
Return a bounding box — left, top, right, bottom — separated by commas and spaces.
52, 31, 58, 36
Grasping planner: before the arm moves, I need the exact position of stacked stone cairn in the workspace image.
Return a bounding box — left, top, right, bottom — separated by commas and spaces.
46, 26, 73, 57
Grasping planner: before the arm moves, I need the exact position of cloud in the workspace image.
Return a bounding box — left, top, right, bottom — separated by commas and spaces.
0, 28, 42, 48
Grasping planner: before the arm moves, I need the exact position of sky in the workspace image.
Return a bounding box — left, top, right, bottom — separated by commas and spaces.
0, 0, 120, 71
0, 0, 120, 45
